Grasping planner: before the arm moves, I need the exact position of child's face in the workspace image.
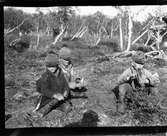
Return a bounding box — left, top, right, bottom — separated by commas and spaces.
132, 62, 144, 70
59, 59, 72, 69
48, 67, 57, 73
60, 59, 69, 67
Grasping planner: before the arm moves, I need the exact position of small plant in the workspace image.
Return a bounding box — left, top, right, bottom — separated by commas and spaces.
124, 88, 161, 125
9, 35, 31, 52
4, 33, 19, 47
131, 43, 152, 53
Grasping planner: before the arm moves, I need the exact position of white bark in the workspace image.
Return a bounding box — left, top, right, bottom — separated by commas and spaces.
150, 41, 157, 51
95, 36, 101, 46
156, 30, 161, 50
36, 26, 40, 49
78, 27, 87, 38
126, 13, 133, 52
36, 34, 40, 49
52, 25, 65, 45
144, 31, 151, 46
119, 17, 123, 51
71, 26, 87, 40
110, 23, 113, 38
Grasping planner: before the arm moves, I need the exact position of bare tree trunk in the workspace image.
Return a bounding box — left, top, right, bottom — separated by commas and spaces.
144, 31, 151, 46
36, 26, 40, 50
110, 23, 113, 38
156, 30, 161, 50
36, 35, 40, 49
119, 17, 123, 51
95, 35, 101, 46
78, 27, 87, 38
71, 26, 87, 40
126, 14, 132, 52
52, 25, 65, 45
46, 27, 50, 36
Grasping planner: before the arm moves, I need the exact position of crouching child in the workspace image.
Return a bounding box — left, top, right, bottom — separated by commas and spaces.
112, 51, 160, 114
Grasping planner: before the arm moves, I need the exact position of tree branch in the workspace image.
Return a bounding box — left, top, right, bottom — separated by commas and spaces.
162, 31, 167, 38
132, 29, 148, 45
4, 19, 27, 36
52, 25, 65, 45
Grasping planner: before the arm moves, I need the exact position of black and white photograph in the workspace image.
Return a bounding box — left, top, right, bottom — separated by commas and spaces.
4, 6, 167, 128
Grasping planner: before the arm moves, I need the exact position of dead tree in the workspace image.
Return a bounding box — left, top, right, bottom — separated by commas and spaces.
52, 28, 60, 39
71, 26, 87, 40
126, 12, 133, 52
131, 17, 167, 52
119, 17, 123, 51
4, 19, 27, 36
52, 25, 66, 45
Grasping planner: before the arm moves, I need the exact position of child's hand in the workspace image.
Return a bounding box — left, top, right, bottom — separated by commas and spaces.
69, 78, 86, 89
53, 93, 64, 101
145, 78, 150, 84
152, 72, 160, 85
69, 82, 76, 89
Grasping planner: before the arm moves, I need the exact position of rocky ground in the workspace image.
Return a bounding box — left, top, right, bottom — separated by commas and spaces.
5, 40, 167, 128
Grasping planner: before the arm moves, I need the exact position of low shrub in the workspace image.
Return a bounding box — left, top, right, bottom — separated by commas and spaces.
131, 43, 152, 53
8, 35, 31, 53
124, 88, 160, 125
4, 33, 19, 47
95, 56, 110, 63
60, 40, 90, 49
153, 58, 167, 67
29, 34, 53, 50
97, 39, 120, 53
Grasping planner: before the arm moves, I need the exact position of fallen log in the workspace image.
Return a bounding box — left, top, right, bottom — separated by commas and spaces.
145, 50, 167, 60
112, 51, 137, 58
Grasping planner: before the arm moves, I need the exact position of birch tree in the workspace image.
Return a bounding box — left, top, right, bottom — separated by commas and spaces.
115, 6, 124, 51
126, 9, 133, 52
35, 8, 43, 49
52, 6, 75, 44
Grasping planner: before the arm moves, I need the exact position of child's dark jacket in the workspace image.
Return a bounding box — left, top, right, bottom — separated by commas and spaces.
36, 68, 70, 98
